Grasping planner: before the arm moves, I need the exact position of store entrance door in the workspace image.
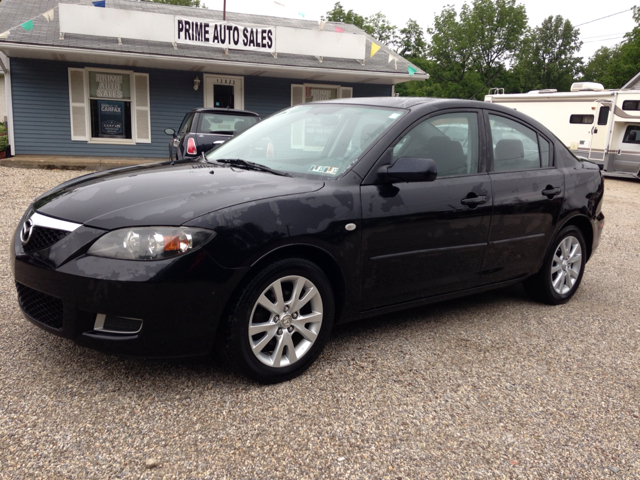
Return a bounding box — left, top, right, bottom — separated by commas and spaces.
204, 75, 244, 110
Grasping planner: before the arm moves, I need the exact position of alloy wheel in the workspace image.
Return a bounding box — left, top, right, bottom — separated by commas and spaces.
248, 275, 323, 368
550, 235, 582, 295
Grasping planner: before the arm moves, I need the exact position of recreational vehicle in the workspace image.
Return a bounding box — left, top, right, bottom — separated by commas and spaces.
485, 82, 640, 179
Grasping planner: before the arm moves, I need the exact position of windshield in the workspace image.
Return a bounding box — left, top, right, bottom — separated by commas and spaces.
205, 104, 406, 177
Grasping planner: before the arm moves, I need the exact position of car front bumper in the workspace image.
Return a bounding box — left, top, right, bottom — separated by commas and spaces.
11, 224, 246, 358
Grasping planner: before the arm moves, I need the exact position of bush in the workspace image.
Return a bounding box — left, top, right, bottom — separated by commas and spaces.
0, 124, 6, 135
0, 134, 8, 152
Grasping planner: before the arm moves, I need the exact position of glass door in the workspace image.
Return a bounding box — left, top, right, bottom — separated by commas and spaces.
203, 75, 244, 110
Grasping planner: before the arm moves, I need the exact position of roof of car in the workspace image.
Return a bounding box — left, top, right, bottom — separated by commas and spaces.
312, 96, 560, 140
191, 108, 260, 116
314, 97, 479, 108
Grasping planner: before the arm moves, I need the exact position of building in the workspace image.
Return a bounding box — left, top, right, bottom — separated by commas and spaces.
0, 0, 426, 160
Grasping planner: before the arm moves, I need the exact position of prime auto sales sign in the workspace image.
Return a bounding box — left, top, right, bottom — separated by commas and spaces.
175, 17, 275, 52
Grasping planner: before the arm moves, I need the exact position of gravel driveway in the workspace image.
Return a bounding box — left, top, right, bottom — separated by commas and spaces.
1, 167, 638, 479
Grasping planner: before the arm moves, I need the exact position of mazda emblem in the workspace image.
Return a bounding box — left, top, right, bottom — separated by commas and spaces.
20, 218, 34, 245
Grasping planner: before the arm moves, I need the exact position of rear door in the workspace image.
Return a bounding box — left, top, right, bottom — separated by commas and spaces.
482, 112, 564, 282
360, 109, 493, 309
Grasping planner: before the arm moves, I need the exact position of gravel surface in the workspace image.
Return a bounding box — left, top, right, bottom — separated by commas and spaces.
1, 167, 639, 479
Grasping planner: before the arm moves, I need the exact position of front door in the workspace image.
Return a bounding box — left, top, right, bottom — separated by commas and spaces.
360, 110, 492, 309
203, 75, 244, 110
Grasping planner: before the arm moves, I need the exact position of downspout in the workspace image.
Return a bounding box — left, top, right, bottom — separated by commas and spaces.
0, 52, 15, 156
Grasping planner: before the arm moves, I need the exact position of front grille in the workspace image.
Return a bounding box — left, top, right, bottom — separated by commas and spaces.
23, 226, 69, 253
16, 283, 64, 330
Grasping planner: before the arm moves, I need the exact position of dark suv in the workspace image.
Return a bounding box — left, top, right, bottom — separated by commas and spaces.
165, 108, 260, 161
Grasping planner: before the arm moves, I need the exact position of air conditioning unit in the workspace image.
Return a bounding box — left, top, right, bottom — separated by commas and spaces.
571, 82, 605, 92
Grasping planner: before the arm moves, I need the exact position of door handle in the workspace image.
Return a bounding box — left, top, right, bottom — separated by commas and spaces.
461, 195, 488, 206
542, 186, 561, 198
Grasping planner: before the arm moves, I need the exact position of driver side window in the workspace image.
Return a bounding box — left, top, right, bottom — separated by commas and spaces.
392, 112, 479, 177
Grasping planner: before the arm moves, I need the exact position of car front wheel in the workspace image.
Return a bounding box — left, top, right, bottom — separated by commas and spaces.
219, 258, 335, 383
524, 225, 587, 305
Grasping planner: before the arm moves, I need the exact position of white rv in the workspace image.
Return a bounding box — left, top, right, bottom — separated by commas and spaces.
485, 82, 640, 179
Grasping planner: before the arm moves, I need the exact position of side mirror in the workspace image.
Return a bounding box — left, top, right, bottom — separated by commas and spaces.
377, 157, 437, 183
164, 128, 176, 136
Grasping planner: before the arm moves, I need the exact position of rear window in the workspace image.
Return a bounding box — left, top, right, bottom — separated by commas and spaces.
197, 114, 259, 135
178, 112, 195, 135
622, 100, 640, 110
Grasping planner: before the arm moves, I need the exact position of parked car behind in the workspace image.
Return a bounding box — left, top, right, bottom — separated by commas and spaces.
165, 108, 260, 161
12, 98, 605, 384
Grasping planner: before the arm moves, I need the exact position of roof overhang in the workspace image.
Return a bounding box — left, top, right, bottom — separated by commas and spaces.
0, 42, 425, 85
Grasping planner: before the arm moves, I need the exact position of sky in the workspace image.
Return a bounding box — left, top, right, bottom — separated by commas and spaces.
201, 0, 636, 61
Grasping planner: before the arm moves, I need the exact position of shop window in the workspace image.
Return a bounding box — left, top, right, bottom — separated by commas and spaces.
569, 114, 594, 124
622, 100, 640, 110
290, 84, 353, 106
68, 68, 150, 144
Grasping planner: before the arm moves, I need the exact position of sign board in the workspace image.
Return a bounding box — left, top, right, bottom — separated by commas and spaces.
175, 17, 275, 53
59, 4, 368, 61
89, 71, 131, 99
97, 100, 126, 138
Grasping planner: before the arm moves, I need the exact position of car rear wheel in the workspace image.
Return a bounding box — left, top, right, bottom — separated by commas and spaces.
524, 226, 586, 305
219, 258, 334, 383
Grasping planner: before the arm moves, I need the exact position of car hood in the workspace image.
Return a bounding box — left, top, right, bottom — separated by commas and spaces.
33, 163, 324, 230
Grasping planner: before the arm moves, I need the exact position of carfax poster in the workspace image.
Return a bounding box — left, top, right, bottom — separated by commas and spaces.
97, 100, 125, 138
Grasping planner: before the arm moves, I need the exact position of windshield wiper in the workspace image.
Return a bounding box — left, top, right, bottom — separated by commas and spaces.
212, 158, 291, 177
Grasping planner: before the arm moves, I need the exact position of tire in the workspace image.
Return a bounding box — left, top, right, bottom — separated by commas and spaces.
524, 226, 587, 305
219, 258, 335, 383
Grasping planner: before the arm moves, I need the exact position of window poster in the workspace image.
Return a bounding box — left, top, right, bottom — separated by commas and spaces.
97, 100, 126, 138
89, 72, 131, 100
305, 87, 337, 103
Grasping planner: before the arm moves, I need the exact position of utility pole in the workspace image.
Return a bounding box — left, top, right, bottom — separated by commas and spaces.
223, 0, 226, 20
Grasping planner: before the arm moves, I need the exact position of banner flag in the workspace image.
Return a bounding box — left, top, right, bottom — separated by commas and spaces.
21, 20, 34, 31
407, 65, 417, 75
370, 42, 381, 57
42, 9, 55, 22
334, 26, 344, 33
0, 31, 10, 39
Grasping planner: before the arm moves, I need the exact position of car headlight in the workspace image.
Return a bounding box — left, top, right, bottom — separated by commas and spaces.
87, 227, 215, 260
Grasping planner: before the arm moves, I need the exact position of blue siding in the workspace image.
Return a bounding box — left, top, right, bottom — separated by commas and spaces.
10, 57, 392, 157
244, 77, 392, 118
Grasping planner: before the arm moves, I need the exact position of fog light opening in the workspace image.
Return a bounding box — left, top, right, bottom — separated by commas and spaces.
94, 313, 143, 334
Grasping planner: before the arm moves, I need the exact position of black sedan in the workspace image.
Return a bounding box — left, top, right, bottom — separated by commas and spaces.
164, 108, 260, 161
11, 98, 605, 383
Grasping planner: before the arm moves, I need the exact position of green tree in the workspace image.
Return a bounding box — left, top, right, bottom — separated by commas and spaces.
461, 0, 527, 82
583, 46, 624, 87
324, 2, 367, 31
583, 7, 640, 89
364, 12, 398, 46
397, 19, 427, 57
512, 16, 582, 92
325, 3, 400, 46
150, 0, 202, 7
418, 0, 526, 99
